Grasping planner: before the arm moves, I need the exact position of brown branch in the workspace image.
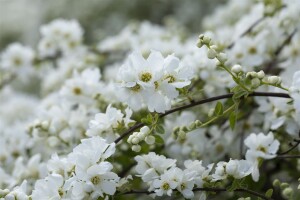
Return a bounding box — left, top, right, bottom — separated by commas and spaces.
264, 28, 298, 74
275, 155, 300, 159
114, 92, 291, 144
121, 187, 273, 200
278, 139, 300, 155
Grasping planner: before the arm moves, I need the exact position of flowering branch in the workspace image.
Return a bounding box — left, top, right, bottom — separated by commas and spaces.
120, 187, 273, 200
114, 92, 290, 144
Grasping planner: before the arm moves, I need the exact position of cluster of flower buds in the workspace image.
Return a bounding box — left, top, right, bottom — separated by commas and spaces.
197, 34, 228, 65
27, 119, 50, 136
172, 120, 202, 141
273, 179, 294, 199
245, 70, 266, 89
127, 126, 155, 152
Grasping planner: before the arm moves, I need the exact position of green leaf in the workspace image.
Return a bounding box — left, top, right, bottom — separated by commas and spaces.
265, 189, 273, 198
229, 112, 237, 130
227, 178, 247, 192
226, 179, 240, 192
214, 102, 223, 116
233, 90, 248, 100
154, 135, 164, 144
155, 125, 165, 134
141, 114, 153, 125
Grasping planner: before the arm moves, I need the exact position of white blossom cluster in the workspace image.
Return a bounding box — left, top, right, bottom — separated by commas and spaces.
117, 50, 193, 113
0, 0, 300, 199
135, 132, 279, 199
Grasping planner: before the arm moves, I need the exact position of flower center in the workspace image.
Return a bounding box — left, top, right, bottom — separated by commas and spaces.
13, 57, 22, 66
130, 84, 141, 92
181, 183, 186, 190
73, 87, 82, 95
58, 188, 64, 197
257, 145, 267, 153
140, 72, 152, 82
165, 75, 176, 83
91, 176, 101, 185
162, 182, 170, 190
248, 46, 257, 54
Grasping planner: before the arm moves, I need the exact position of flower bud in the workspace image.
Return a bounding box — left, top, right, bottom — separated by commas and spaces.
268, 76, 281, 84
257, 70, 265, 79
231, 64, 243, 74
140, 126, 150, 134
202, 35, 211, 46
280, 182, 289, 189
195, 120, 202, 127
282, 187, 293, 198
273, 179, 281, 187
207, 49, 217, 59
246, 71, 257, 78
41, 121, 49, 130
0, 189, 9, 196
178, 131, 186, 140
131, 137, 140, 145
132, 145, 141, 152
208, 108, 215, 117
217, 53, 228, 63
145, 135, 155, 145
251, 78, 261, 88
188, 122, 196, 130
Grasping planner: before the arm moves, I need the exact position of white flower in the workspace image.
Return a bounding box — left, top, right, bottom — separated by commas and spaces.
69, 136, 116, 168
244, 132, 280, 160
86, 105, 134, 141
226, 159, 253, 179
135, 152, 176, 182
60, 68, 102, 105
117, 50, 192, 113
244, 132, 280, 181
38, 19, 83, 57
289, 71, 300, 113
176, 169, 196, 199
72, 162, 120, 199
0, 43, 35, 79
152, 168, 179, 196
31, 174, 65, 200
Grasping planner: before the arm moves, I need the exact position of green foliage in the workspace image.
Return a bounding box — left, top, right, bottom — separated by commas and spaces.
214, 101, 224, 116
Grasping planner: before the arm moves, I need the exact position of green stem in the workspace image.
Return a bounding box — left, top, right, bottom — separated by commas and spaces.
199, 104, 236, 128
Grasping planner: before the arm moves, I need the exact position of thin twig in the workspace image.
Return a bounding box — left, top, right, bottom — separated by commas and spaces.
114, 92, 290, 144
121, 187, 272, 200
227, 17, 264, 49
264, 28, 298, 73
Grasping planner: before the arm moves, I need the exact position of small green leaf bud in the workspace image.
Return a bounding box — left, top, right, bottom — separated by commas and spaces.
282, 187, 293, 199
273, 179, 281, 187
195, 120, 202, 127
178, 131, 186, 140
188, 122, 196, 130
280, 182, 289, 190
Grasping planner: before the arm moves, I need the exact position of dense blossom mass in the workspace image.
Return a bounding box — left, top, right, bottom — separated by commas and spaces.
0, 0, 300, 199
